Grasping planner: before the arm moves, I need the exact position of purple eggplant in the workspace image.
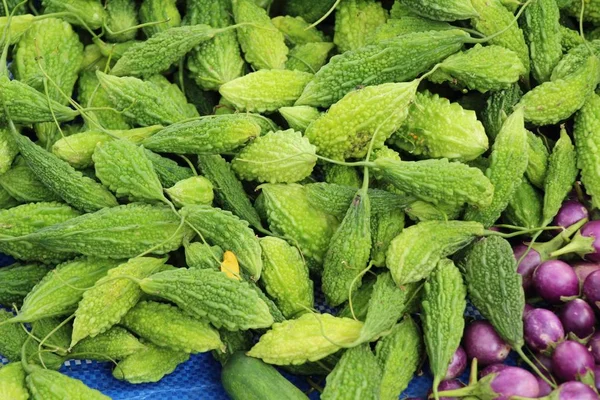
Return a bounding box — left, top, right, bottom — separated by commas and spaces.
536, 376, 553, 397
463, 321, 511, 366
554, 200, 589, 229
573, 261, 600, 290
444, 346, 467, 380
581, 221, 600, 262
583, 270, 600, 308
532, 381, 599, 400
533, 260, 579, 303
533, 353, 554, 376
428, 379, 464, 400
595, 365, 600, 391
524, 303, 534, 317
514, 244, 542, 291
524, 308, 565, 352
590, 333, 600, 363
559, 299, 596, 339
552, 340, 595, 382
479, 363, 509, 378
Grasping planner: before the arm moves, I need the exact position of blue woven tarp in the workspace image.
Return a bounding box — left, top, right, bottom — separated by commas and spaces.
0, 253, 490, 399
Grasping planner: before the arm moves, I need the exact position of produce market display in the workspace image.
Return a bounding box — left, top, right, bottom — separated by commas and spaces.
2, 0, 600, 399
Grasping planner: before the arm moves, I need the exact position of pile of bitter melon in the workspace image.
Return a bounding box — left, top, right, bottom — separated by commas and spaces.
2, 0, 600, 398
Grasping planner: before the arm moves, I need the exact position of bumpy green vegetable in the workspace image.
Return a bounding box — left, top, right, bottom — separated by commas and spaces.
70, 326, 146, 361
279, 106, 321, 132
0, 161, 61, 203
139, 268, 273, 330
366, 17, 453, 44
322, 188, 371, 306
165, 176, 214, 207
26, 364, 110, 399
185, 0, 244, 90
0, 309, 27, 361
0, 202, 81, 263
249, 282, 286, 324
23, 317, 69, 370
142, 115, 261, 155
522, 0, 562, 83
0, 188, 17, 209
232, 129, 316, 183
0, 14, 33, 45
542, 128, 577, 225
334, 0, 388, 53
77, 71, 130, 131
429, 44, 525, 92
464, 108, 528, 227
259, 237, 313, 318
375, 317, 423, 400
0, 128, 17, 175
122, 301, 223, 353
10, 129, 118, 212
97, 71, 197, 126
220, 70, 313, 113
321, 344, 381, 400
296, 29, 469, 108
560, 26, 585, 51
282, 0, 337, 23
181, 205, 263, 280
113, 342, 189, 384
575, 94, 600, 208
286, 42, 335, 74
324, 165, 361, 188
387, 220, 485, 285
549, 40, 600, 81
517, 55, 600, 125
13, 203, 193, 259
391, 91, 488, 160
0, 263, 50, 306
13, 257, 120, 323
139, 0, 180, 37
260, 184, 339, 269
480, 83, 522, 142
247, 313, 364, 365
198, 154, 264, 230
0, 363, 28, 400
564, 0, 600, 24
422, 259, 466, 397
105, 0, 138, 42
144, 149, 194, 188
402, 0, 478, 21
504, 179, 543, 229
337, 278, 376, 320
233, 0, 288, 70
526, 131, 549, 188
70, 257, 167, 346
371, 205, 405, 267
306, 81, 419, 160
42, 0, 106, 29
184, 241, 223, 270
470, 0, 530, 74
273, 16, 327, 46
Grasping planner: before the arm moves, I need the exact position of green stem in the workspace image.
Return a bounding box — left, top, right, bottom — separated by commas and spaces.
305, 0, 342, 30
515, 347, 556, 388
104, 18, 171, 36
549, 230, 595, 258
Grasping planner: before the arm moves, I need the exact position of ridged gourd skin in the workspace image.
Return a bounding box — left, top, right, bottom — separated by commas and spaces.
70, 257, 168, 347
391, 91, 488, 161
259, 236, 314, 318
93, 140, 165, 203
462, 235, 525, 349
295, 29, 469, 108
121, 301, 223, 353
0, 202, 81, 263
0, 161, 62, 203
0, 189, 18, 209
305, 81, 419, 160
517, 55, 600, 125
429, 44, 526, 93
366, 17, 454, 44
564, 0, 600, 24
278, 106, 321, 132
336, 278, 376, 320
0, 128, 18, 175
386, 220, 485, 286
560, 25, 585, 51
334, 0, 388, 53
22, 317, 69, 371
220, 69, 313, 113
249, 282, 286, 324
0, 14, 34, 45
504, 179, 543, 229
26, 364, 110, 400
185, 0, 244, 90
286, 42, 335, 74
525, 131, 549, 188
184, 241, 223, 270
402, 0, 478, 21
371, 206, 405, 267
550, 40, 600, 81
139, 0, 181, 37
105, 0, 138, 42
480, 83, 522, 142
323, 165, 361, 188
375, 317, 423, 400
19, 203, 194, 259
0, 309, 28, 361
272, 15, 328, 46
421, 259, 466, 394
197, 154, 264, 230
464, 108, 529, 227
320, 344, 381, 400
542, 129, 578, 225
247, 313, 364, 365
575, 93, 600, 208
112, 342, 190, 384
232, 129, 316, 183
14, 257, 121, 323
0, 263, 50, 306
142, 115, 261, 155
42, 0, 107, 30
96, 71, 196, 126
521, 0, 562, 83
165, 176, 214, 207
222, 352, 309, 400
144, 149, 194, 188
322, 189, 371, 307
470, 0, 530, 74
232, 0, 289, 70
180, 205, 263, 280
282, 0, 337, 23
77, 71, 131, 130
139, 268, 274, 331
0, 363, 29, 400
260, 184, 339, 269
70, 326, 146, 361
